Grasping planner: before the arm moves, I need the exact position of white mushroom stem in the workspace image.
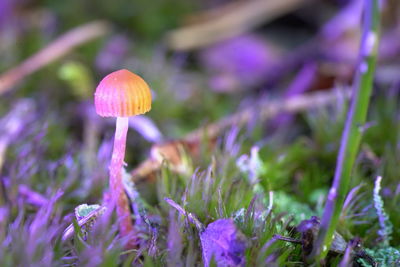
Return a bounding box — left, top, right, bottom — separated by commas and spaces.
110, 117, 136, 247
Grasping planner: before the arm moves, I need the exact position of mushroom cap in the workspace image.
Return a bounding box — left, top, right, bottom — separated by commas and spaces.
94, 69, 152, 117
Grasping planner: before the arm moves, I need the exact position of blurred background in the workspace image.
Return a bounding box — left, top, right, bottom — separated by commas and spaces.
0, 0, 399, 140
1, 0, 399, 158
1, 0, 400, 265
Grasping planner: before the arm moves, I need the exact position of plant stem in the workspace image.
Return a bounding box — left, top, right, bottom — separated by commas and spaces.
111, 117, 136, 247
308, 0, 380, 262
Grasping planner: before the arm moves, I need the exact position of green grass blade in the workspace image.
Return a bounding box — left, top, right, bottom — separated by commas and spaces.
308, 0, 381, 262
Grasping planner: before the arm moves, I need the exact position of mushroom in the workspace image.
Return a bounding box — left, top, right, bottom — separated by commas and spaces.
94, 69, 152, 247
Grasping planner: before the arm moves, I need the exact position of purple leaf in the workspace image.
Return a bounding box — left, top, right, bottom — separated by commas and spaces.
200, 34, 275, 92
18, 185, 48, 207
129, 115, 163, 143
200, 219, 247, 267
167, 210, 183, 267
95, 35, 130, 73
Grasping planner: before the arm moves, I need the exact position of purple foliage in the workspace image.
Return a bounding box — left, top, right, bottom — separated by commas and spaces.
78, 101, 103, 125
96, 35, 130, 73
97, 137, 113, 165
373, 176, 392, 245
129, 115, 163, 143
200, 219, 247, 267
67, 202, 123, 266
18, 184, 48, 207
167, 210, 183, 267
0, 0, 14, 29
0, 99, 36, 143
320, 0, 363, 63
95, 137, 113, 183
271, 63, 317, 129
1, 190, 64, 266
322, 0, 363, 41
335, 184, 373, 226
200, 34, 274, 92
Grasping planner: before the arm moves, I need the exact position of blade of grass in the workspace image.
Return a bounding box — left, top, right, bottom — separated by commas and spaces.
308, 0, 380, 262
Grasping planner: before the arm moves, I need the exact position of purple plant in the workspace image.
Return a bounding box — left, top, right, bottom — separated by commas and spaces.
64, 202, 123, 266
373, 176, 393, 246
167, 210, 183, 267
0, 0, 14, 30
322, 0, 363, 41
200, 34, 275, 92
96, 35, 130, 73
165, 198, 247, 267
1, 190, 64, 266
200, 219, 247, 267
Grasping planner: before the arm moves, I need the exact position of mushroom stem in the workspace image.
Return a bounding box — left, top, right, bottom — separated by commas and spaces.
110, 116, 136, 246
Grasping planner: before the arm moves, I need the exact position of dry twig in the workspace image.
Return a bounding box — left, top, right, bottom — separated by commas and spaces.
0, 21, 110, 95
166, 0, 307, 51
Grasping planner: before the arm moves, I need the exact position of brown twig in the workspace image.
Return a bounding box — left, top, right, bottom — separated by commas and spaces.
130, 88, 350, 183
166, 0, 308, 51
185, 88, 350, 142
0, 21, 111, 95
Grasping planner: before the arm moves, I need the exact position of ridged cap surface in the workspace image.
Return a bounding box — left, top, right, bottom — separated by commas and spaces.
94, 69, 152, 117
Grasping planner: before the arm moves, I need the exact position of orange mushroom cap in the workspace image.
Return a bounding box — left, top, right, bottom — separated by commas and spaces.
94, 69, 152, 117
